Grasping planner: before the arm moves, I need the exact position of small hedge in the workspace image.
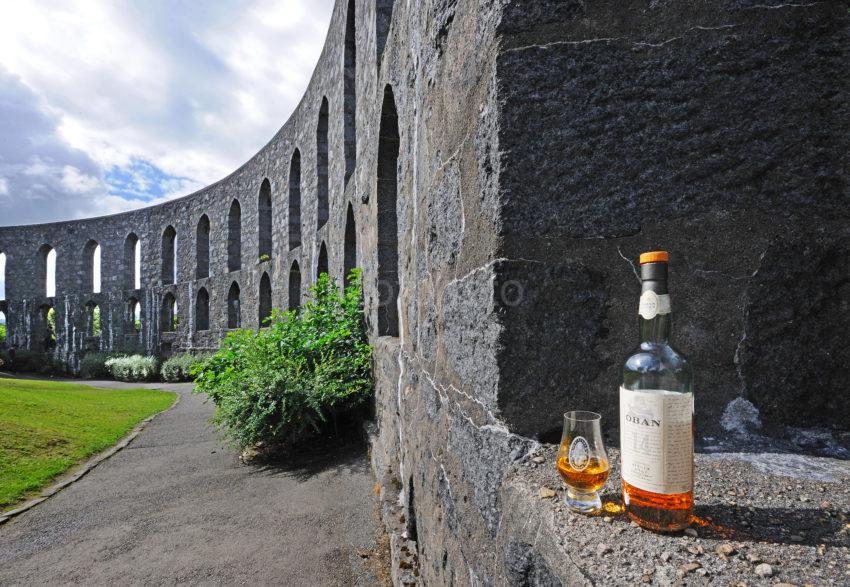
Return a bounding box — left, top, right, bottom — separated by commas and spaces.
161, 352, 212, 382
194, 271, 372, 448
79, 352, 114, 379
105, 355, 160, 382
0, 349, 65, 375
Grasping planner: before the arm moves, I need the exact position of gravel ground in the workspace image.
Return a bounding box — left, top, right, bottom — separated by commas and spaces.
0, 380, 385, 586
515, 445, 850, 586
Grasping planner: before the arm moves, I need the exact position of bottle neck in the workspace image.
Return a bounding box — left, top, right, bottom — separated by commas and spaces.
639, 312, 671, 345
638, 261, 671, 345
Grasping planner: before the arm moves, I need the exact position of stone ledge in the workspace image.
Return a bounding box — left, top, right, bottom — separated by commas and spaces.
500, 446, 850, 586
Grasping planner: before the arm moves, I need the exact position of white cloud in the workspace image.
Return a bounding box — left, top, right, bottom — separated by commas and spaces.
61, 166, 101, 194
0, 0, 334, 225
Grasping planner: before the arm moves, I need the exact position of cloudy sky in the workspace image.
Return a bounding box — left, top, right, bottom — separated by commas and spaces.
0, 0, 335, 228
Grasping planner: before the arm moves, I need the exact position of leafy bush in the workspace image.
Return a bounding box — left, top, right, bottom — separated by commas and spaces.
161, 352, 212, 382
0, 324, 6, 344
194, 270, 372, 448
2, 349, 46, 373
105, 355, 160, 382
79, 352, 115, 379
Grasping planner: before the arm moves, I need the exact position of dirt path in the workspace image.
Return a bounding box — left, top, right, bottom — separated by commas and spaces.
0, 380, 383, 585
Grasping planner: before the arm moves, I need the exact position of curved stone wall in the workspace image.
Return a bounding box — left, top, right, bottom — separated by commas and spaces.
0, 0, 398, 366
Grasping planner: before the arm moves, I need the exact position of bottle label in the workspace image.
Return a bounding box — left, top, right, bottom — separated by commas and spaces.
619, 386, 693, 495
638, 291, 671, 320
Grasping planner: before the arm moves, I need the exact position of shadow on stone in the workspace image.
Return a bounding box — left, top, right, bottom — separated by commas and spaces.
595, 490, 846, 548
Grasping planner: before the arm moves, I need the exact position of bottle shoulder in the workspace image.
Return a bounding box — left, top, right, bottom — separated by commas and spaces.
623, 342, 693, 392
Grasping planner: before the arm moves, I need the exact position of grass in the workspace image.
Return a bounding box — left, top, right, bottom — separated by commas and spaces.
0, 377, 176, 510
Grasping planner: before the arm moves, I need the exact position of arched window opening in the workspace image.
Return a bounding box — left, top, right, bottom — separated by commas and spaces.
84, 240, 101, 293
86, 302, 101, 338
288, 261, 301, 311
258, 272, 272, 326
37, 304, 56, 350
316, 98, 330, 228
161, 226, 177, 285
124, 233, 140, 290
258, 180, 273, 261
228, 199, 242, 272
344, 0, 357, 182
227, 282, 241, 329
317, 242, 329, 279
377, 85, 400, 337
38, 245, 56, 298
344, 204, 357, 283
0, 252, 6, 300
161, 292, 177, 332
289, 150, 302, 250
375, 0, 396, 62
127, 298, 141, 334
196, 288, 210, 331
196, 215, 210, 279
0, 310, 6, 345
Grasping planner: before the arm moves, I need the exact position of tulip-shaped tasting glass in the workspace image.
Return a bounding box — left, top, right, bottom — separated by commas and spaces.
556, 411, 610, 513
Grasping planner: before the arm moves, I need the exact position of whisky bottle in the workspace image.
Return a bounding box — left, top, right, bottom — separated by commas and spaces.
620, 251, 694, 532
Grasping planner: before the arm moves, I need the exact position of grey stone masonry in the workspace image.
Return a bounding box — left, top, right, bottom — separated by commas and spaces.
0, 0, 848, 584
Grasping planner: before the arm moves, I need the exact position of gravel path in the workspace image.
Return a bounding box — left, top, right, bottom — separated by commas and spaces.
0, 380, 383, 586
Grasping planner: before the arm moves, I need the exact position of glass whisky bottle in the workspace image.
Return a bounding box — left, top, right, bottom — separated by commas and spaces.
620, 251, 694, 532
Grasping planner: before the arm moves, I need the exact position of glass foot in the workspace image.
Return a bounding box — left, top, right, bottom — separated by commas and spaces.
564, 489, 602, 513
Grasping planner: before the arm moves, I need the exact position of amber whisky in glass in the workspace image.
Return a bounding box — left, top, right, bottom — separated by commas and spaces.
557, 411, 610, 513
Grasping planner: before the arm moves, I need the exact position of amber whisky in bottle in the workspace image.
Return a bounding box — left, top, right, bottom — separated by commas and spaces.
620, 251, 694, 532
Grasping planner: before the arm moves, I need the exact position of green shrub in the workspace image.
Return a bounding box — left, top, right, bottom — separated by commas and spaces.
79, 352, 115, 379
105, 355, 159, 382
0, 324, 6, 344
194, 270, 372, 448
161, 352, 211, 382
4, 349, 45, 373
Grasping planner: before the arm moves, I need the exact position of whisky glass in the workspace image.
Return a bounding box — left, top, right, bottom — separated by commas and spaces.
556, 411, 610, 513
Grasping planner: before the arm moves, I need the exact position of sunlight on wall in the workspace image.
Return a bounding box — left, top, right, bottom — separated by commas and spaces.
134, 238, 141, 290
0, 252, 5, 300
46, 248, 56, 297
93, 244, 101, 293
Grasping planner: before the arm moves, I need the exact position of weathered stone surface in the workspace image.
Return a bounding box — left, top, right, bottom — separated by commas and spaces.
494, 259, 608, 438
738, 228, 850, 428
504, 539, 563, 587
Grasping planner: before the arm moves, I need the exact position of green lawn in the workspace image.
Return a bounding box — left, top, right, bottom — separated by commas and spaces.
0, 378, 176, 510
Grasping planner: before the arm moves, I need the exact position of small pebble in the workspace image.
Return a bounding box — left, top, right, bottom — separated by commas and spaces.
790, 534, 804, 542
531, 456, 545, 464
539, 487, 556, 499
746, 553, 761, 563
597, 543, 612, 557
684, 528, 698, 538
755, 563, 773, 578
678, 562, 702, 576
603, 516, 612, 523
716, 543, 736, 558
660, 551, 672, 562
